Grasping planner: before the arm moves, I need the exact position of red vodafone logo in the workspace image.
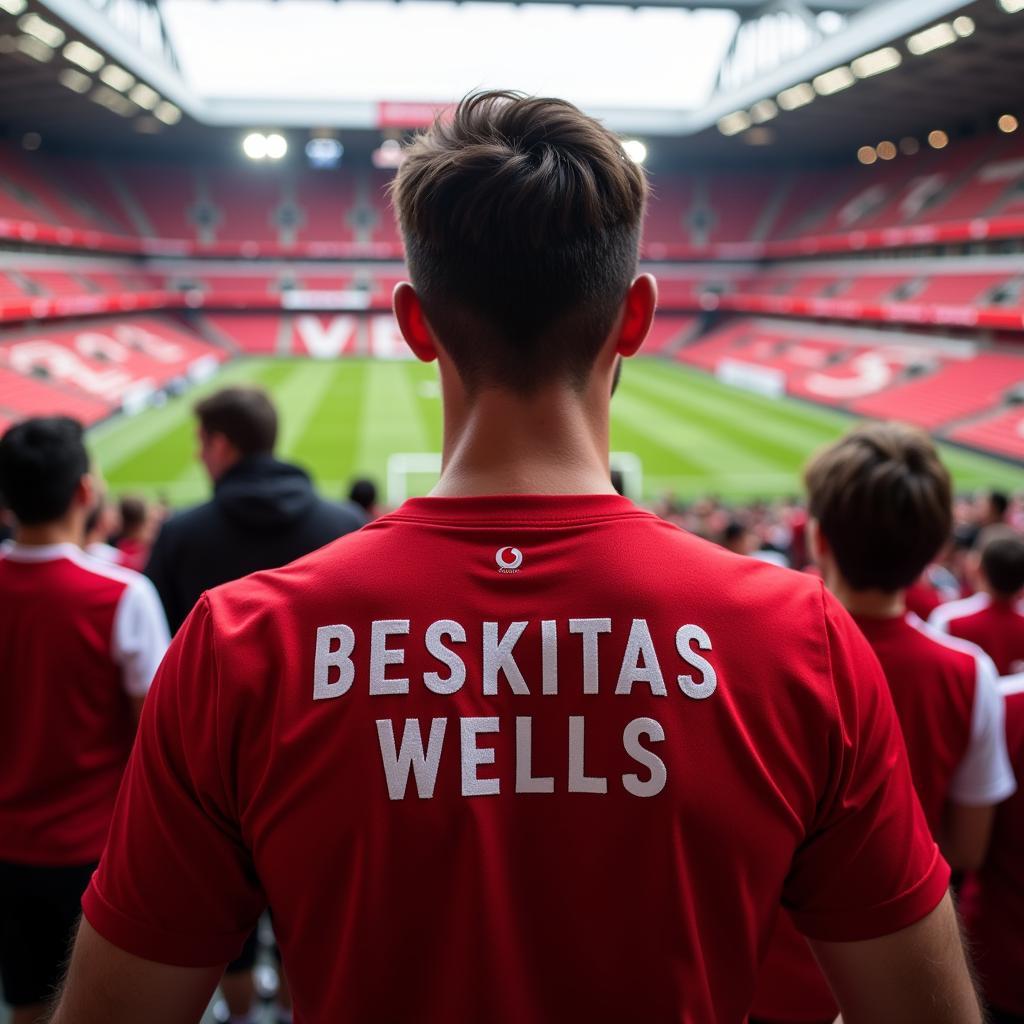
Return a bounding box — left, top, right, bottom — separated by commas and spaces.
495, 547, 523, 573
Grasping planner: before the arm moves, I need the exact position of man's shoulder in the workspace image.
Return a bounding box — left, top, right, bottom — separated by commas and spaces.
929, 592, 991, 629
907, 613, 990, 680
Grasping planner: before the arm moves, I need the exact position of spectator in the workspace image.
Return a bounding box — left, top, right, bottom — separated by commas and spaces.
115, 495, 155, 572
145, 386, 363, 633
84, 490, 125, 565
931, 527, 1024, 676
752, 422, 1015, 1024
0, 417, 169, 1024
961, 671, 1024, 1024
345, 477, 379, 523
55, 92, 981, 1024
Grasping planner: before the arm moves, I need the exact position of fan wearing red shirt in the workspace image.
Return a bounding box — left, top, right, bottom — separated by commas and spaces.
961, 672, 1024, 1024
0, 416, 169, 1024
53, 93, 982, 1024
751, 423, 1016, 1024
930, 528, 1024, 677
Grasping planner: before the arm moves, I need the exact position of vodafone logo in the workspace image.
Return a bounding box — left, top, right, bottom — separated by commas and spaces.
495, 547, 523, 573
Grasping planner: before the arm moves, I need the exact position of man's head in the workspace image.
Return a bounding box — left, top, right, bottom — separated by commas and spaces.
981, 490, 1009, 527
85, 489, 121, 545
194, 387, 278, 482
348, 478, 378, 513
0, 416, 92, 531
391, 90, 654, 397
977, 527, 1024, 599
804, 422, 952, 593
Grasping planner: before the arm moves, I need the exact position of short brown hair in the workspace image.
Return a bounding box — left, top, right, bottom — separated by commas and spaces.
194, 387, 277, 456
804, 422, 952, 592
391, 90, 647, 394
979, 527, 1024, 596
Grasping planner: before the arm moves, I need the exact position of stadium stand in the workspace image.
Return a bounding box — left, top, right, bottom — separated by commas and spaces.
949, 407, 1024, 462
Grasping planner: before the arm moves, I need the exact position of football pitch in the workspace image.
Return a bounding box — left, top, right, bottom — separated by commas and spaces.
89, 356, 1024, 506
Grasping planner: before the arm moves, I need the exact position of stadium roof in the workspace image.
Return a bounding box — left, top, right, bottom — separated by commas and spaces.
0, 0, 1021, 161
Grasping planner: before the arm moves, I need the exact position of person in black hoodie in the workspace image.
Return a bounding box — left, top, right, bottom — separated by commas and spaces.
145, 385, 362, 634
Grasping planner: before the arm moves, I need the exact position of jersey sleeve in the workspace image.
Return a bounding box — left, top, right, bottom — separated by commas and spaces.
949, 651, 1017, 806
111, 573, 171, 697
82, 595, 265, 967
783, 590, 951, 942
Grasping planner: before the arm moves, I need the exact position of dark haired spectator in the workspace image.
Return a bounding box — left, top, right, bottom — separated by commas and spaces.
0, 416, 168, 1024
345, 477, 380, 523
145, 386, 363, 634
115, 495, 155, 572
84, 491, 124, 565
931, 528, 1024, 676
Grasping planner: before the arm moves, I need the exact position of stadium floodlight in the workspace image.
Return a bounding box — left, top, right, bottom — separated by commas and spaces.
16, 34, 53, 62
129, 83, 159, 110
18, 13, 63, 47
0, 0, 27, 14
58, 67, 91, 92
928, 129, 949, 149
243, 132, 269, 159
154, 101, 181, 125
998, 114, 1019, 133
776, 83, 815, 111
622, 139, 647, 164
717, 111, 750, 137
99, 64, 135, 92
306, 137, 343, 168
876, 140, 897, 160
749, 99, 778, 124
90, 84, 135, 117
851, 47, 902, 79
813, 66, 855, 96
907, 23, 957, 55
372, 138, 403, 169
1000, 0, 1024, 12
265, 133, 288, 160
62, 40, 103, 72
952, 16, 975, 36
857, 145, 877, 165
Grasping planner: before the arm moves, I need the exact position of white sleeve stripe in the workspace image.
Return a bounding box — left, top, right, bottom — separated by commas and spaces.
927, 592, 992, 632
111, 575, 171, 698
1001, 673, 1024, 698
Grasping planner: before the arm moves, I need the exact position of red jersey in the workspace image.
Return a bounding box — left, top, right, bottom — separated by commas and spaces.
962, 674, 1024, 1015
82, 496, 949, 1024
0, 542, 170, 865
753, 611, 1015, 1022
930, 592, 1024, 677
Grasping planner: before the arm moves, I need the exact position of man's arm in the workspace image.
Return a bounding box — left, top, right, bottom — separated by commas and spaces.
50, 918, 223, 1024
941, 801, 997, 871
811, 892, 982, 1024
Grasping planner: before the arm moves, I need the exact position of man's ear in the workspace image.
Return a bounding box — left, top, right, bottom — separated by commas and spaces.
393, 282, 438, 363
75, 473, 95, 513
615, 273, 658, 358
807, 517, 827, 565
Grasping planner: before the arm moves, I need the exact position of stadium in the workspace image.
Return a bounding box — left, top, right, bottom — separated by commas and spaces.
1, 0, 1024, 1022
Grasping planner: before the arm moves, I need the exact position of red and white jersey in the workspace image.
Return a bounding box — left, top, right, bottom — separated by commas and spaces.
929, 591, 1024, 677
962, 673, 1024, 1016
0, 541, 170, 866
85, 541, 127, 566
82, 496, 949, 1024
753, 610, 1015, 1022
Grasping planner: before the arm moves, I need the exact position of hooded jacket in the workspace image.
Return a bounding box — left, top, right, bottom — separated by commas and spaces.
145, 455, 363, 633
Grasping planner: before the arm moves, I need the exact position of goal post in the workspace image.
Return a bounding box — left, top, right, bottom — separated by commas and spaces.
386, 452, 643, 506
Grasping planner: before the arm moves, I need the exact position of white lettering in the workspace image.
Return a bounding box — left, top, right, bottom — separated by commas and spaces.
615, 618, 666, 696
461, 717, 500, 796
313, 624, 355, 700
482, 621, 530, 696
424, 619, 466, 695
369, 619, 410, 695
541, 619, 558, 695
622, 718, 667, 797
676, 625, 717, 700
568, 715, 607, 794
376, 718, 446, 799
515, 716, 554, 793
569, 618, 611, 695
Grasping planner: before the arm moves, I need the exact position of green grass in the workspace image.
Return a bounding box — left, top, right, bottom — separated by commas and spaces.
89, 356, 1024, 506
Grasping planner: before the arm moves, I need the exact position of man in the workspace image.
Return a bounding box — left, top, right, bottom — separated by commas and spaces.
84, 490, 125, 565
145, 385, 363, 633
752, 423, 1015, 1024
0, 416, 169, 1024
930, 527, 1024, 676
961, 671, 1024, 1024
344, 477, 379, 523
55, 93, 982, 1024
